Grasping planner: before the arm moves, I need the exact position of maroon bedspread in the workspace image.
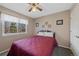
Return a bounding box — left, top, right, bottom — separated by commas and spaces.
8, 36, 57, 56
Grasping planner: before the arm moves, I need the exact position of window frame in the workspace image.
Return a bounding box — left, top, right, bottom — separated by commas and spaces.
1, 13, 28, 36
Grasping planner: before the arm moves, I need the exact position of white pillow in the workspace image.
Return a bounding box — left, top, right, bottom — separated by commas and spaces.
37, 32, 54, 37
44, 32, 53, 37
37, 32, 44, 35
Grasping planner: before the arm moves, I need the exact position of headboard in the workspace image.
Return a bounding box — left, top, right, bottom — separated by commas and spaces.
37, 30, 55, 38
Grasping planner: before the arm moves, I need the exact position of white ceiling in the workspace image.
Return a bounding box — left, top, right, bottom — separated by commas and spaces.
0, 3, 74, 18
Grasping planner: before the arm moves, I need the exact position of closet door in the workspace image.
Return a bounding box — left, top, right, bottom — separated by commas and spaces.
70, 4, 79, 55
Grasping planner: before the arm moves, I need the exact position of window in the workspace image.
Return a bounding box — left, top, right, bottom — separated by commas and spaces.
1, 13, 28, 36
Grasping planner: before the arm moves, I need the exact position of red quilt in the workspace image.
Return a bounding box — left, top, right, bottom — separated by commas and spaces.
7, 36, 57, 56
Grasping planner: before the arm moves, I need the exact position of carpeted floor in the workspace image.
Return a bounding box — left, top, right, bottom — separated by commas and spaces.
52, 46, 74, 56
0, 46, 74, 56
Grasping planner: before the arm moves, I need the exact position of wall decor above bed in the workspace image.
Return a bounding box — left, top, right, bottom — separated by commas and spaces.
36, 23, 39, 27
35, 21, 53, 34
45, 21, 48, 25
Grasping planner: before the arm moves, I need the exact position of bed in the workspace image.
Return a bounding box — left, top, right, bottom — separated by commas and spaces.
7, 31, 57, 56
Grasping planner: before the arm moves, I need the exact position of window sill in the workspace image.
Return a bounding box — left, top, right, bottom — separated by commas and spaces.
2, 32, 27, 36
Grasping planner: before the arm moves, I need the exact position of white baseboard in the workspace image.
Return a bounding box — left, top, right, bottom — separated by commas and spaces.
58, 45, 70, 49
0, 48, 9, 54
70, 44, 78, 56
70, 48, 77, 56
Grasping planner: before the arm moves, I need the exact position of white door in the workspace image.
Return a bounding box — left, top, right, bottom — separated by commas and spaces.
70, 4, 79, 55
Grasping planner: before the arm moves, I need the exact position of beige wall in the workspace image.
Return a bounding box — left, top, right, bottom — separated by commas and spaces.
0, 6, 34, 52
35, 10, 70, 48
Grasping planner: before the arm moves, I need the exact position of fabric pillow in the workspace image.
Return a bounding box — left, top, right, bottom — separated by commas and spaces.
37, 32, 54, 37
